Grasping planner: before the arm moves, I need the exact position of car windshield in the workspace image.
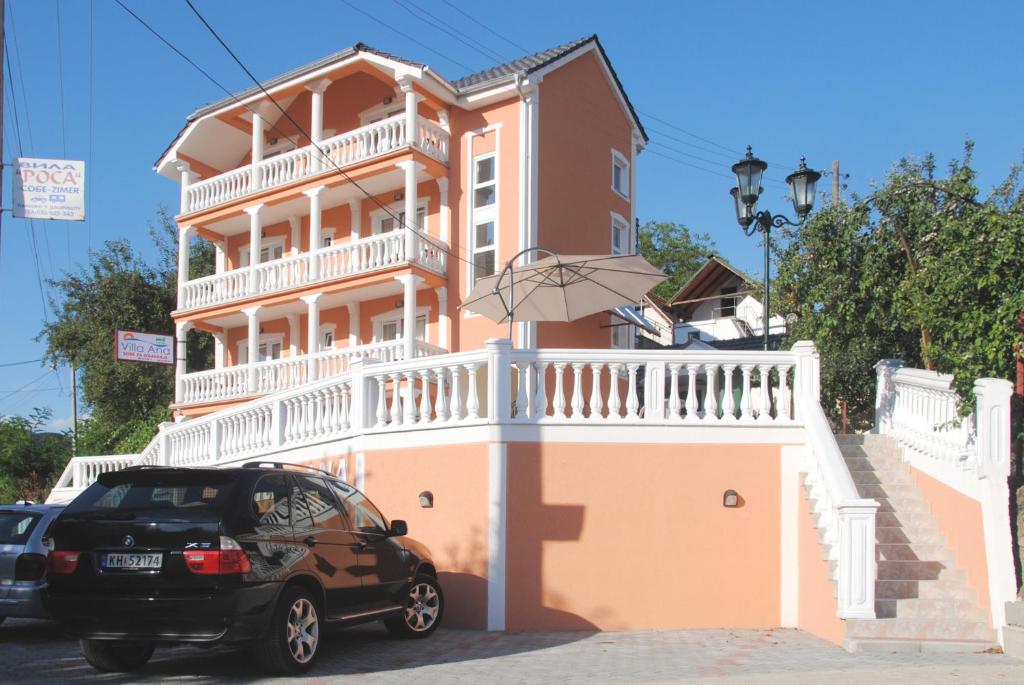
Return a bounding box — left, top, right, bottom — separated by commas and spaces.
0, 511, 42, 545
64, 471, 236, 516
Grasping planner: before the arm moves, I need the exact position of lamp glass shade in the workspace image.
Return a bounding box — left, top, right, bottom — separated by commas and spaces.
730, 187, 755, 228
786, 158, 821, 217
731, 146, 767, 206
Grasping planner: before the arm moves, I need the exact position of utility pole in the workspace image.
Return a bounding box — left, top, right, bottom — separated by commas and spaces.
1, 0, 6, 252
832, 160, 840, 204
70, 362, 78, 457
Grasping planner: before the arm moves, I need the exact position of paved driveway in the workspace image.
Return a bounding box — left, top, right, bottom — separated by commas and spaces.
2, 618, 1023, 684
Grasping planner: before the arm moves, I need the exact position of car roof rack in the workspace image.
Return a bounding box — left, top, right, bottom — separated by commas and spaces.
122, 464, 181, 471
241, 461, 336, 479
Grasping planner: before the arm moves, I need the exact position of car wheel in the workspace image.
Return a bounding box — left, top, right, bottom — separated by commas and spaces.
80, 639, 155, 673
385, 573, 444, 638
252, 585, 321, 674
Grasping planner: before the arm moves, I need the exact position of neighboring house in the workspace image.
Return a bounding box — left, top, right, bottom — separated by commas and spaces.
636, 292, 676, 346
666, 255, 787, 348
46, 37, 1015, 652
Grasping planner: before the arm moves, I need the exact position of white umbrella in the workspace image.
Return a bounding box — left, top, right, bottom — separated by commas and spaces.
460, 249, 667, 338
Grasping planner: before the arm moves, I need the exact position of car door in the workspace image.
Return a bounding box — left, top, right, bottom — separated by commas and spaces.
328, 481, 410, 607
292, 475, 365, 617
244, 474, 304, 581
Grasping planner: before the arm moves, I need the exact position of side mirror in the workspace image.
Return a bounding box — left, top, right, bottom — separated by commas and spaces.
388, 520, 408, 537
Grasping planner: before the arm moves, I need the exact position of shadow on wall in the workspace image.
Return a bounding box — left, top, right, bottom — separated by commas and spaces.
437, 527, 488, 629
507, 445, 603, 631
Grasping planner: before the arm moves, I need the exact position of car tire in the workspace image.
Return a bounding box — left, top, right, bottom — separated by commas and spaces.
252, 585, 322, 675
0, 616, 6, 625
385, 573, 444, 638
80, 639, 155, 673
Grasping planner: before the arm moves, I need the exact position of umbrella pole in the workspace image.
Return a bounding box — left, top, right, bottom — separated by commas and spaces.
508, 267, 514, 341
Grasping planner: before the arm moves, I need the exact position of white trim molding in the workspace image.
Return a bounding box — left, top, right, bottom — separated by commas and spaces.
487, 441, 508, 631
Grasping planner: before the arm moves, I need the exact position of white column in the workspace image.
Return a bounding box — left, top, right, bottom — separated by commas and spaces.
349, 199, 362, 239
175, 160, 197, 214
213, 331, 226, 369
288, 216, 301, 256
174, 321, 193, 404
396, 160, 424, 259
251, 112, 264, 191
437, 286, 448, 350
245, 204, 264, 291
243, 305, 262, 393
436, 176, 449, 243
307, 79, 329, 172
305, 186, 325, 279
302, 293, 323, 382
347, 302, 360, 346
287, 314, 300, 358
214, 241, 226, 274
396, 274, 423, 360
176, 225, 195, 305
872, 359, 904, 434
398, 76, 419, 149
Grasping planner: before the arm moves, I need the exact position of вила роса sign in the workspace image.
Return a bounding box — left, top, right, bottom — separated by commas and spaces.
13, 158, 86, 221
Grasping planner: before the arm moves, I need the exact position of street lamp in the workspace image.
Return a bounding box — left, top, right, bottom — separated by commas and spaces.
730, 146, 821, 350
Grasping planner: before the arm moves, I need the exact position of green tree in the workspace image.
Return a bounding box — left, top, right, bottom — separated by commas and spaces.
40, 210, 214, 454
776, 143, 1024, 426
0, 408, 71, 502
637, 221, 716, 299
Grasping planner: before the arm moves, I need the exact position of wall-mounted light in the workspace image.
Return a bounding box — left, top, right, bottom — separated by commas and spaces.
383, 96, 394, 105
394, 191, 404, 201
259, 326, 265, 334
723, 489, 740, 508
395, 300, 404, 309
418, 491, 433, 508
269, 137, 278, 145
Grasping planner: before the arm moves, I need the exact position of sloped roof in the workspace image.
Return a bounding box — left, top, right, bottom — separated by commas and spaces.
667, 255, 758, 317
452, 36, 594, 90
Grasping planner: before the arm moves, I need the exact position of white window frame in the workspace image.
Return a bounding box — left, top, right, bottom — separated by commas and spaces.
369, 200, 428, 235
371, 307, 431, 343
320, 227, 336, 249
611, 212, 630, 255
237, 333, 285, 365
239, 236, 286, 268
611, 322, 632, 350
469, 151, 498, 287
319, 324, 337, 351
611, 148, 630, 199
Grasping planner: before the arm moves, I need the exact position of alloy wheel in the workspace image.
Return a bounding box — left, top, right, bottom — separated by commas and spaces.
404, 582, 440, 632
286, 597, 319, 663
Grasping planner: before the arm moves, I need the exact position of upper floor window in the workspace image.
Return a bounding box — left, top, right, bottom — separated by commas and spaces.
719, 286, 738, 318
611, 323, 631, 349
320, 228, 335, 249
470, 152, 497, 285
375, 313, 427, 343
320, 324, 336, 351
611, 149, 630, 198
372, 203, 427, 234
238, 334, 284, 364
240, 237, 285, 267
611, 213, 629, 255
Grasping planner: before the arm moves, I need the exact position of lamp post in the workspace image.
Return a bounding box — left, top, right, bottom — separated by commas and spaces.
730, 146, 821, 350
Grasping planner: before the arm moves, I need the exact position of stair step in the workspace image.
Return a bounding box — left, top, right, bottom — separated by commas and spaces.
845, 636, 998, 654
876, 560, 959, 581
875, 598, 989, 621
875, 578, 976, 601
875, 543, 953, 562
846, 617, 994, 642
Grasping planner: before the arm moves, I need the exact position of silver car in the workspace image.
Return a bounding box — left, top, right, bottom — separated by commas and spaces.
0, 504, 64, 622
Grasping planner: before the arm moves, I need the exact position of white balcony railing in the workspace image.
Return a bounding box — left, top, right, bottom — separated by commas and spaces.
182, 114, 449, 215
178, 339, 444, 406
178, 229, 447, 312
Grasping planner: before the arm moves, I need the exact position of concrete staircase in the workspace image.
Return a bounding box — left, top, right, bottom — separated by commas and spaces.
834, 434, 997, 652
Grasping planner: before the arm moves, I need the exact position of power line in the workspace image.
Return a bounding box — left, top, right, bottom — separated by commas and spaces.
337, 0, 475, 74
87, 0, 95, 254
54, 0, 70, 268
6, 0, 35, 153
0, 370, 54, 405
0, 358, 43, 368
439, 0, 531, 55
393, 0, 509, 65
637, 109, 745, 157
645, 149, 735, 181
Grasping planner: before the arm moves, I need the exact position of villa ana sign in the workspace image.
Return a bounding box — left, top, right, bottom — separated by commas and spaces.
13, 158, 86, 221
115, 330, 175, 366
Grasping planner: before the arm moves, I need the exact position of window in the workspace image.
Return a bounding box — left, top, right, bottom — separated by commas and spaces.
0, 512, 41, 545
329, 481, 387, 534
688, 331, 701, 342
320, 228, 335, 249
469, 152, 498, 285
377, 314, 427, 342
612, 149, 630, 198
239, 335, 284, 364
720, 287, 738, 318
294, 475, 347, 530
472, 221, 496, 282
611, 214, 629, 255
373, 204, 427, 234
251, 475, 292, 526
473, 155, 496, 208
322, 329, 335, 350
240, 238, 285, 267
611, 324, 631, 349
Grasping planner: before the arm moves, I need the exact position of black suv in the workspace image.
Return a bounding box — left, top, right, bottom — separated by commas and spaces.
44, 463, 443, 674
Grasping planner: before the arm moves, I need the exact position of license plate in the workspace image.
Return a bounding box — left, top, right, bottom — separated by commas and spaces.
101, 553, 163, 570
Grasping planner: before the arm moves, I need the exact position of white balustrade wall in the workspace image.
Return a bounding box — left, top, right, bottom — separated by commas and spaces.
178, 229, 445, 312
183, 114, 450, 215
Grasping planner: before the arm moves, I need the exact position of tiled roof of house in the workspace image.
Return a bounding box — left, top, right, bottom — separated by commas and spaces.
451, 36, 595, 90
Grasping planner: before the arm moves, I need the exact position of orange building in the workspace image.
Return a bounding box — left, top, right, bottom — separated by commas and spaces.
48, 37, 1017, 652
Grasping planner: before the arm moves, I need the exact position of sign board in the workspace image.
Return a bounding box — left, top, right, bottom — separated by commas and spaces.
13, 158, 86, 221
115, 330, 175, 366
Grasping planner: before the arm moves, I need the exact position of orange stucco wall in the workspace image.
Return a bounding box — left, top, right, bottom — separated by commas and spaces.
909, 466, 990, 618
356, 443, 491, 629
504, 442, 782, 631
796, 486, 846, 645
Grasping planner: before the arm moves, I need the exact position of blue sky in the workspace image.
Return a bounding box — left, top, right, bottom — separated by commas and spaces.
1, 0, 1022, 431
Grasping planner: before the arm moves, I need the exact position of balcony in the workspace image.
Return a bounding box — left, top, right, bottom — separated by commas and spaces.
178, 339, 446, 406
178, 229, 447, 313
181, 114, 449, 215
